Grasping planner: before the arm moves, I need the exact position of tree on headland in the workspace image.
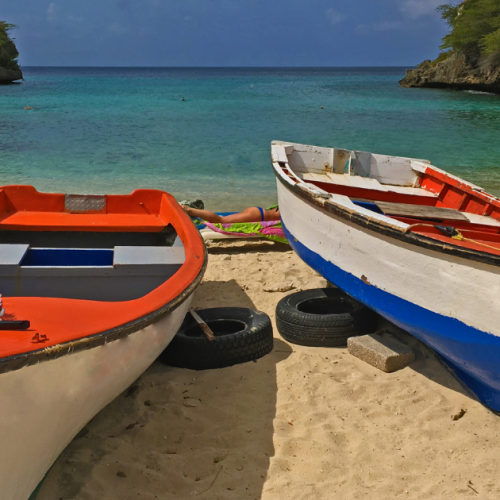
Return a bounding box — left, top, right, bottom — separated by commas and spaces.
400, 0, 500, 91
0, 21, 20, 71
437, 0, 500, 60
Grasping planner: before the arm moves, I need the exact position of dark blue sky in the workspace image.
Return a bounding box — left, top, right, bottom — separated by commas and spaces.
4, 0, 455, 67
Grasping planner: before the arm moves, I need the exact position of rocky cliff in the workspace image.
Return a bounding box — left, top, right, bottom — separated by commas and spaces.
0, 25, 22, 83
0, 66, 23, 84
400, 52, 500, 93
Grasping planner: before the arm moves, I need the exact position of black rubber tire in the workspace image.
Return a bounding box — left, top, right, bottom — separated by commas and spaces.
276, 288, 377, 347
160, 307, 274, 370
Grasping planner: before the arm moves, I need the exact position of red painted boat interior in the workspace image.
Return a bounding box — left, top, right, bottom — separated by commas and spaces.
0, 186, 205, 360
282, 166, 500, 257
0, 186, 168, 231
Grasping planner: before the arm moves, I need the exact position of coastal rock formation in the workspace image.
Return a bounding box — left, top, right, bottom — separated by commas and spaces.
0, 23, 22, 83
401, 0, 500, 94
0, 65, 22, 83
400, 52, 500, 93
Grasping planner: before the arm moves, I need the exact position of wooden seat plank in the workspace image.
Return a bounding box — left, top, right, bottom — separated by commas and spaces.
324, 174, 352, 186
302, 172, 335, 183
343, 175, 388, 191
375, 201, 469, 221
463, 213, 500, 227
271, 145, 289, 163
384, 185, 437, 198
0, 212, 165, 231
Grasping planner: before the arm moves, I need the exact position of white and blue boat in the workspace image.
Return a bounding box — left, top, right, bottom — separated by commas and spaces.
272, 140, 500, 411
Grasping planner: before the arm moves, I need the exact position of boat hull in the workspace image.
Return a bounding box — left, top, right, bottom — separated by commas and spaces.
277, 179, 500, 411
0, 296, 192, 500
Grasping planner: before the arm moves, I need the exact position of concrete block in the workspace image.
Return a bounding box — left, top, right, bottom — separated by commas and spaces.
347, 332, 415, 373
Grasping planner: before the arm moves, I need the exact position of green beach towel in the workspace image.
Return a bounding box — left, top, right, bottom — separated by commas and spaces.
203, 220, 287, 244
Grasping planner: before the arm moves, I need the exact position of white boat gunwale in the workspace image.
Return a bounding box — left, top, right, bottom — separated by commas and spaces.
0, 245, 208, 376
271, 159, 500, 268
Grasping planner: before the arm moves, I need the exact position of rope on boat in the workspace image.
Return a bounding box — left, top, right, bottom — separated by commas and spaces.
450, 232, 500, 252
404, 223, 500, 253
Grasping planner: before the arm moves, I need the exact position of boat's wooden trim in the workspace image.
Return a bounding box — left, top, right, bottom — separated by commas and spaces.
0, 243, 207, 375
273, 162, 500, 267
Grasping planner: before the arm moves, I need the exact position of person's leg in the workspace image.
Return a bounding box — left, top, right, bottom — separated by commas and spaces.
181, 205, 263, 223
181, 206, 223, 223
219, 207, 262, 223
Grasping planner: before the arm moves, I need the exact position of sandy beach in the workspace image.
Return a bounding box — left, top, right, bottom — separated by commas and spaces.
37, 239, 500, 500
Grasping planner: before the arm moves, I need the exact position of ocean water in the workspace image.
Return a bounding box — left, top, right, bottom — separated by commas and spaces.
1, 67, 500, 210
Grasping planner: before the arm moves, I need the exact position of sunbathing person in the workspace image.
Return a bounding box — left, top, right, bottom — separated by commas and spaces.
181, 205, 280, 223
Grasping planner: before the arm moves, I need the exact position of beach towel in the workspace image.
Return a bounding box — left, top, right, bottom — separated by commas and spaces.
203, 220, 287, 244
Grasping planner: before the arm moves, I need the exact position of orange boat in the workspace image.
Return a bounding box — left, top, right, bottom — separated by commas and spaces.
0, 186, 206, 500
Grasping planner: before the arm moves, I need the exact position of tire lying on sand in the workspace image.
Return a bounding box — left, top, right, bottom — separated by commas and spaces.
276, 288, 377, 347
160, 307, 274, 370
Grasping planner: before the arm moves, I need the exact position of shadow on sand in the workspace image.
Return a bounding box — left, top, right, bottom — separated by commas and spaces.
206, 240, 290, 256
37, 279, 291, 500
381, 318, 482, 408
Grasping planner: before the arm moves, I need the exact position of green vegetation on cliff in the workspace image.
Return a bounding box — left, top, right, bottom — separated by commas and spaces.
438, 0, 500, 58
399, 0, 500, 91
0, 21, 20, 71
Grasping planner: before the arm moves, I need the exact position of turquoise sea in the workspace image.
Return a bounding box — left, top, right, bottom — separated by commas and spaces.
1, 67, 500, 210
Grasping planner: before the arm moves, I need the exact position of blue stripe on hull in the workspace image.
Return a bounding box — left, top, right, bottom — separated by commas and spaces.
282, 222, 500, 411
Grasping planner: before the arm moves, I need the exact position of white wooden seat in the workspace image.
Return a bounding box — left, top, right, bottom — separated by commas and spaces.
0, 244, 29, 266
0, 245, 185, 301
301, 172, 337, 183
336, 174, 388, 190
113, 246, 185, 266
302, 172, 437, 198
383, 185, 437, 198
271, 144, 289, 163
302, 173, 388, 190
463, 213, 500, 227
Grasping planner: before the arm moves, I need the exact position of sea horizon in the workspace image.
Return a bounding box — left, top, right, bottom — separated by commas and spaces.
20, 65, 412, 68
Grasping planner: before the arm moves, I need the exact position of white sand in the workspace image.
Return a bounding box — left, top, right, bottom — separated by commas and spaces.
38, 240, 500, 500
